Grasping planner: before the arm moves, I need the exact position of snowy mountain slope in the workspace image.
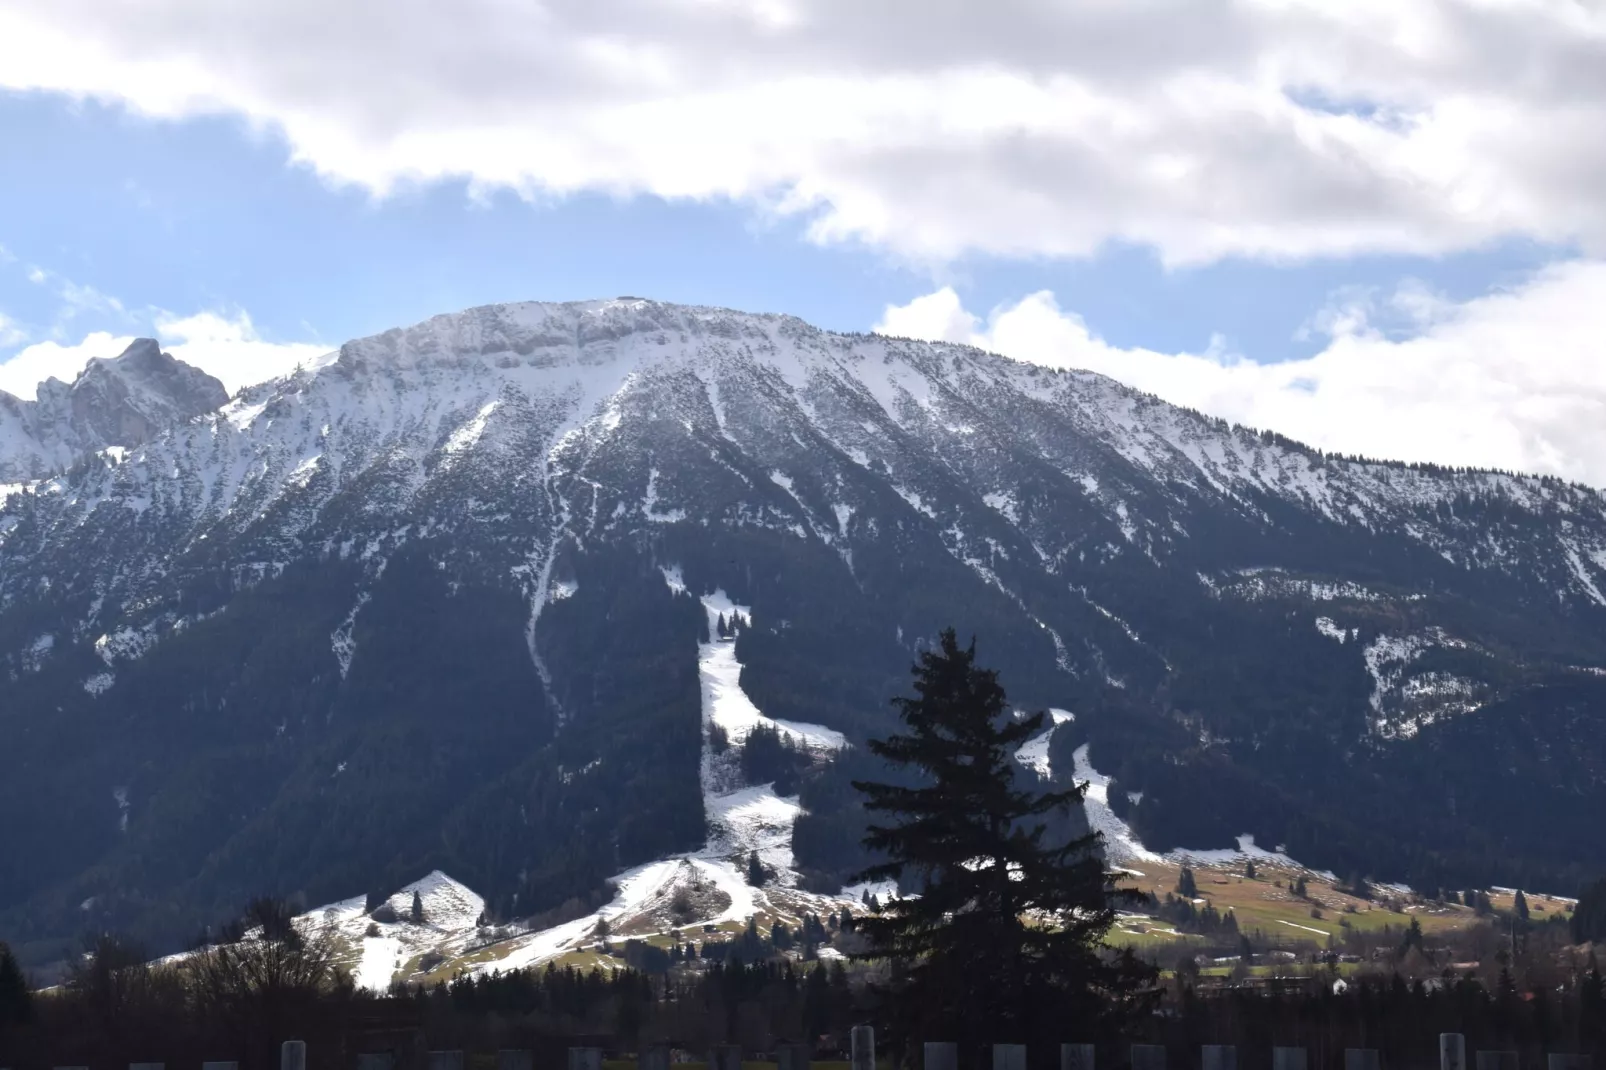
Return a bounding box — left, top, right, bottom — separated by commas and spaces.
0, 338, 227, 482
298, 579, 867, 990
4, 297, 1606, 965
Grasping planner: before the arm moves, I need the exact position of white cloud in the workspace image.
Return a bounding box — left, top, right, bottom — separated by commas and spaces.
0, 332, 129, 399
152, 309, 328, 393
1, 1, 1605, 264
0, 310, 326, 399
0, 312, 26, 349
874, 261, 1606, 486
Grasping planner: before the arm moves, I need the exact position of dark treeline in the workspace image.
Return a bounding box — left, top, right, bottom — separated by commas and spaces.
5, 950, 1606, 1070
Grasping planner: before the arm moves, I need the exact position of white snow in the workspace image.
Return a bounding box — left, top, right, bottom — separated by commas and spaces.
94, 627, 155, 666
444, 400, 501, 456
113, 786, 130, 832
698, 591, 845, 755
20, 632, 54, 673
1278, 920, 1331, 937
1562, 541, 1606, 605
1071, 743, 1161, 864
1168, 834, 1323, 873
1314, 617, 1349, 643
892, 485, 936, 518
223, 398, 269, 430
1362, 628, 1478, 737
642, 467, 687, 523
660, 564, 687, 595
83, 672, 115, 695
1014, 708, 1074, 779
330, 592, 370, 680
355, 935, 402, 992
982, 491, 1020, 524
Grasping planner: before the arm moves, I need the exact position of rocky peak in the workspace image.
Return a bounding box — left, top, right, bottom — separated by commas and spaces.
0, 338, 228, 481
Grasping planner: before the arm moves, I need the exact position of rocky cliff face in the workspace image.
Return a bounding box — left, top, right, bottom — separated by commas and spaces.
0, 337, 228, 481
2, 299, 1603, 963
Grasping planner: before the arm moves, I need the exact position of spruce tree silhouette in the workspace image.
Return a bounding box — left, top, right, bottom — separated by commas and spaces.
851, 629, 1154, 1062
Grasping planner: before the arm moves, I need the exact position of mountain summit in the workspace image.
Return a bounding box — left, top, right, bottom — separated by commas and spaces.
2, 298, 1603, 963
0, 337, 228, 481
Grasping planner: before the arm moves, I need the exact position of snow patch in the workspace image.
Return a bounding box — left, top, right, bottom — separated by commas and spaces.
83, 672, 115, 696
698, 591, 846, 757
1168, 834, 1325, 874
1014, 708, 1074, 779
355, 935, 402, 992
660, 564, 687, 595
331, 592, 371, 680
892, 485, 936, 518
94, 627, 154, 666
982, 491, 1019, 524
643, 468, 687, 523
113, 786, 130, 832
1314, 617, 1350, 643
1072, 744, 1161, 864
1562, 541, 1606, 605
444, 400, 501, 456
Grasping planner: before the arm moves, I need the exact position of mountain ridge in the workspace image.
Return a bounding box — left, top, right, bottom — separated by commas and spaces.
3, 296, 1604, 966
0, 337, 228, 483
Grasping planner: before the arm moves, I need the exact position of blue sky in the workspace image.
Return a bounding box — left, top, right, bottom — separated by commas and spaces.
0, 92, 1565, 362
2, 1, 1605, 482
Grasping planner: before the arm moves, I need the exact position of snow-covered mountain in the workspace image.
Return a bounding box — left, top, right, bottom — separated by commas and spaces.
0, 338, 227, 482
4, 298, 1605, 965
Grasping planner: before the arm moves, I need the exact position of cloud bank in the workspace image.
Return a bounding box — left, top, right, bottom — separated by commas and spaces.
2, 0, 1605, 264
0, 310, 327, 399
875, 261, 1606, 486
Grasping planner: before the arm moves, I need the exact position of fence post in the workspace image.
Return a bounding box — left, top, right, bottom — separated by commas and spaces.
709, 1045, 743, 1070
1547, 1056, 1591, 1070
994, 1046, 1027, 1070
1273, 1048, 1307, 1070
852, 1026, 876, 1070
281, 1041, 306, 1070
1132, 1045, 1167, 1070
1062, 1043, 1095, 1070
777, 1044, 813, 1070
1441, 1035, 1466, 1070
1202, 1047, 1237, 1070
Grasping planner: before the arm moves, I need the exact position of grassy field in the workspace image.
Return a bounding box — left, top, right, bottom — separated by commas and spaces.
1107, 858, 1573, 953
397, 855, 1575, 990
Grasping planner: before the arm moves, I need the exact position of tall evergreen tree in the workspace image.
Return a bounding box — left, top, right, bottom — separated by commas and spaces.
0, 940, 30, 1026
1573, 877, 1606, 944
1514, 889, 1530, 922
1177, 866, 1199, 899
411, 890, 424, 924
851, 629, 1154, 1063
